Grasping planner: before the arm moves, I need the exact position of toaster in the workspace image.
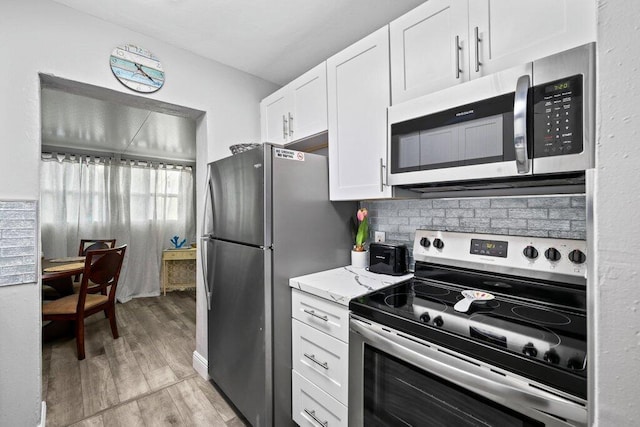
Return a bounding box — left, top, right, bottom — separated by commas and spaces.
368, 242, 409, 276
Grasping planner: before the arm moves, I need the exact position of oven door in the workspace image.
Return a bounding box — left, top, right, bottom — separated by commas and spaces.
349, 316, 587, 427
388, 63, 533, 186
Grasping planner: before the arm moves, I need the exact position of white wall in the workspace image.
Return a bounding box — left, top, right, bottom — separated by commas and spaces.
593, 0, 640, 424
0, 0, 278, 424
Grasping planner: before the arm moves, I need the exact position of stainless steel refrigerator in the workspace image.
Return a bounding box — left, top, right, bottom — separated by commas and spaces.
200, 144, 355, 426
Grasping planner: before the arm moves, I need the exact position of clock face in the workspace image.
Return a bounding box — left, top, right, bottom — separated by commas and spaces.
110, 44, 165, 93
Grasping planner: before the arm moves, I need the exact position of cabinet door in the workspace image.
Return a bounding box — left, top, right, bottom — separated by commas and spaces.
260, 87, 289, 144
327, 26, 392, 201
390, 0, 469, 104
289, 62, 327, 142
469, 0, 596, 79
292, 319, 349, 405
292, 370, 348, 427
292, 289, 349, 343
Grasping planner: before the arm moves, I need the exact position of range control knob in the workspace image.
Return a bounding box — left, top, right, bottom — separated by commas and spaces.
544, 349, 560, 364
568, 249, 586, 264
433, 316, 444, 327
544, 247, 561, 262
420, 237, 431, 248
523, 246, 539, 260
522, 343, 538, 357
419, 312, 431, 323
432, 238, 444, 250
567, 357, 584, 370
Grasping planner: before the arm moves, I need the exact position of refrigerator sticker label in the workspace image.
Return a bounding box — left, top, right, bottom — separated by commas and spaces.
274, 148, 304, 161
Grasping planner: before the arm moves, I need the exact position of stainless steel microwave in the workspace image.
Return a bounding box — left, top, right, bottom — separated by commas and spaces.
388, 43, 595, 189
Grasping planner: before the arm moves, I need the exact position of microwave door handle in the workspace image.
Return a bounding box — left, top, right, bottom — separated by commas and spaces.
514, 74, 531, 174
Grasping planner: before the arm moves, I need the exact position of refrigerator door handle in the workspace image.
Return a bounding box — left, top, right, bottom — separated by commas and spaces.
201, 165, 213, 238
200, 166, 213, 310
200, 237, 212, 310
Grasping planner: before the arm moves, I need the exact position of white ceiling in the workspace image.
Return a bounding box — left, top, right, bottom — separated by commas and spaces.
50, 0, 424, 85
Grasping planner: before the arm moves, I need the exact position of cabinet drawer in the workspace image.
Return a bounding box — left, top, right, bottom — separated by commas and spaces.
162, 249, 196, 260
292, 319, 349, 405
292, 289, 349, 343
292, 370, 347, 427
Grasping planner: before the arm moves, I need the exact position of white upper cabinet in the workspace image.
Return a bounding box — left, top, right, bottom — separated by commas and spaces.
289, 63, 328, 141
260, 62, 327, 144
468, 0, 596, 80
261, 89, 289, 144
327, 26, 393, 201
391, 0, 596, 104
390, 0, 469, 104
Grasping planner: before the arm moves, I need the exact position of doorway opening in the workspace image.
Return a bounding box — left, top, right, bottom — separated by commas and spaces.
37, 75, 242, 426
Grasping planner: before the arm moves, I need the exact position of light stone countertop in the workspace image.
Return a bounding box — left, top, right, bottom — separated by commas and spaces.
289, 266, 413, 306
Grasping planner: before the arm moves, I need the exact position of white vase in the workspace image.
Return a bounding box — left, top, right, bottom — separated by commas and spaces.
351, 250, 369, 269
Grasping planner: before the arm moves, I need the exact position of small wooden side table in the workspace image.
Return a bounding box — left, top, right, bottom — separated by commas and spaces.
161, 248, 197, 295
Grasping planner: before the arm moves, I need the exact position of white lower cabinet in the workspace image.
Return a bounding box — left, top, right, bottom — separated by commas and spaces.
292, 288, 349, 426
292, 320, 349, 404
292, 370, 348, 427
292, 288, 350, 343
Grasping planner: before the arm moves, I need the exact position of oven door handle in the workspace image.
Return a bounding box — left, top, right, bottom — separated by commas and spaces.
351, 319, 587, 426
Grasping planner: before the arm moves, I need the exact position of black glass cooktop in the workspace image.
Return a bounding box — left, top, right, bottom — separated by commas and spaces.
350, 264, 587, 399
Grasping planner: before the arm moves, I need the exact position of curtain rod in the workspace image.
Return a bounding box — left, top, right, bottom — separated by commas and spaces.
41, 145, 196, 168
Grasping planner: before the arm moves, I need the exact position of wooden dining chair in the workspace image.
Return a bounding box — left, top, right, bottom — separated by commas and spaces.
42, 245, 127, 360
78, 238, 117, 256
75, 239, 116, 283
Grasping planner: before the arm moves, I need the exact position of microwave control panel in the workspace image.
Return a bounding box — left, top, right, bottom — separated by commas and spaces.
533, 74, 583, 157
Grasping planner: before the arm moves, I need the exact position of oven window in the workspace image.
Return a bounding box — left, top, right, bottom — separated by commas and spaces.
363, 346, 543, 427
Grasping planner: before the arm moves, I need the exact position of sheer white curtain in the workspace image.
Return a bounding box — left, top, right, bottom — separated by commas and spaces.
41, 153, 195, 302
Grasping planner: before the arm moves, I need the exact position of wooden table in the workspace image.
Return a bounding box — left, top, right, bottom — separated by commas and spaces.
42, 258, 85, 297
161, 248, 197, 295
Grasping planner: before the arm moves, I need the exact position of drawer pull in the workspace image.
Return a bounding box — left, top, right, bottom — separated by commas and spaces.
304, 408, 328, 427
303, 309, 329, 322
304, 353, 329, 370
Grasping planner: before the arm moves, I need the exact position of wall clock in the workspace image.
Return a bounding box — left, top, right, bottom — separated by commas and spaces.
110, 44, 165, 93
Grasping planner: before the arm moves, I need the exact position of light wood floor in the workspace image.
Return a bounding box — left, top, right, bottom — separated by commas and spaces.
42, 291, 248, 427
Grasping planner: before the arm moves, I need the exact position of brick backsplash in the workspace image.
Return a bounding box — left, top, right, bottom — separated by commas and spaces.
360, 196, 586, 261
0, 200, 38, 286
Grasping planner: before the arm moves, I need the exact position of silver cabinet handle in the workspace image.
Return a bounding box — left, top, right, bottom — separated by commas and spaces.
303, 353, 329, 369
379, 158, 385, 192
514, 75, 531, 174
303, 309, 328, 322
282, 115, 288, 140
474, 26, 482, 72
288, 112, 294, 137
304, 409, 328, 427
455, 35, 462, 79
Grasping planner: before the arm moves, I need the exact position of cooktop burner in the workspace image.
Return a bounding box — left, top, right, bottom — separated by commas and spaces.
511, 305, 572, 325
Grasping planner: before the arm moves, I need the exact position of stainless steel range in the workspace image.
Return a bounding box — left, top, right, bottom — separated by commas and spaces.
349, 230, 587, 426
